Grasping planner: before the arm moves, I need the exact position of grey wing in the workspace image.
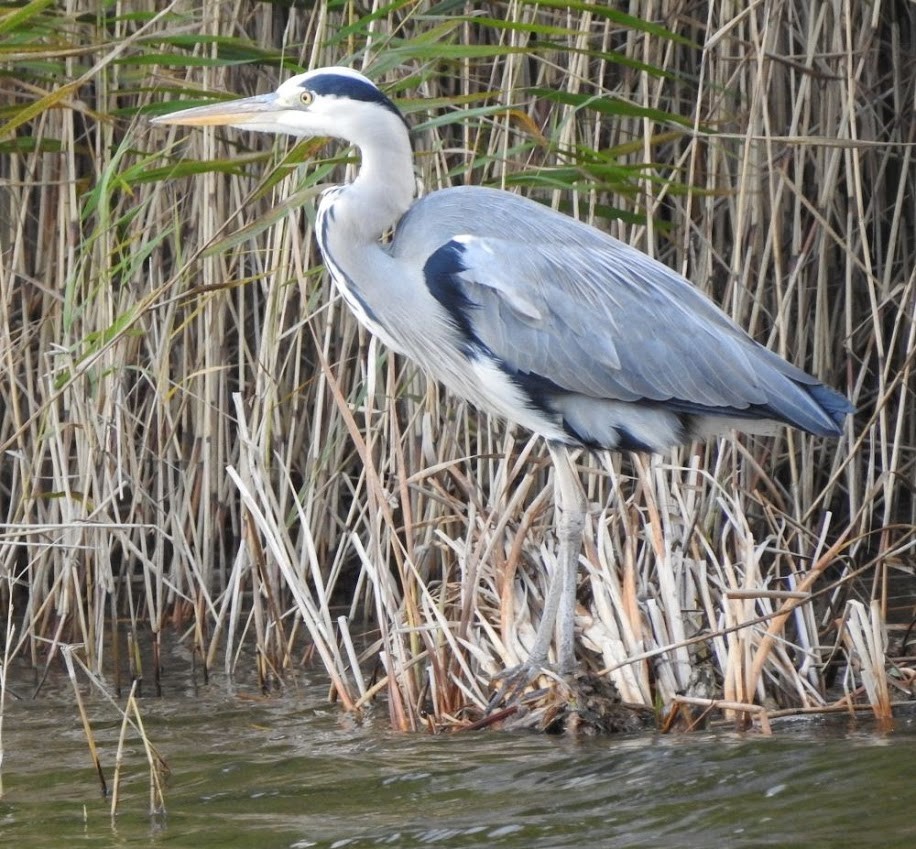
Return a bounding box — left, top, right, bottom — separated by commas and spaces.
421, 233, 849, 446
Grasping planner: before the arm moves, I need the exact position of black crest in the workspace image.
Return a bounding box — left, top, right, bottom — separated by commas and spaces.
304, 72, 408, 129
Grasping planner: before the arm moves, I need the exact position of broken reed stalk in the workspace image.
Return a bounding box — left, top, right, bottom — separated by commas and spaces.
666, 696, 774, 735
110, 678, 138, 818
63, 649, 170, 814
128, 690, 167, 816
0, 1, 912, 733
62, 646, 108, 798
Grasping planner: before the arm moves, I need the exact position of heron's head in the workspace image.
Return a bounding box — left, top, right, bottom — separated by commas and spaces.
151, 67, 408, 145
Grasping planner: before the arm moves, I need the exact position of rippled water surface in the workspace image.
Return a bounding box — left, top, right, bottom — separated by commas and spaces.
2, 673, 914, 849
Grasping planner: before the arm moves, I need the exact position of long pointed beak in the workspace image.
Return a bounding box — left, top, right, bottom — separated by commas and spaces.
151, 92, 281, 127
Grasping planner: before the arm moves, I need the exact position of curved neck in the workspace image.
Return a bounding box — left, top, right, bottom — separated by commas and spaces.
326, 115, 415, 243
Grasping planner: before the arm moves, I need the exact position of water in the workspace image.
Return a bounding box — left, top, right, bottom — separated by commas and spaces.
1, 674, 914, 849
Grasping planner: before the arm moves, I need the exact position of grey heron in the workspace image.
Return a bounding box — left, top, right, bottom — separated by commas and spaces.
153, 67, 853, 693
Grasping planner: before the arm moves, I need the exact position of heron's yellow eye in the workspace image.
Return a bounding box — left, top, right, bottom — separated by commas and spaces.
300, 90, 314, 106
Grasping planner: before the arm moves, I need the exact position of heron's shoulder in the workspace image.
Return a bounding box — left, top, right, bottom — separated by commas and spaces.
394, 185, 617, 255
401, 185, 538, 224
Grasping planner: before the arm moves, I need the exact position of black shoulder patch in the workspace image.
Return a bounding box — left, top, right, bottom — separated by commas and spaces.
303, 73, 408, 129
423, 240, 481, 354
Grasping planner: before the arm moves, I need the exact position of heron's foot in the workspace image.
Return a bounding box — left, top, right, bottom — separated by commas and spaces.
484, 667, 653, 734
486, 658, 564, 712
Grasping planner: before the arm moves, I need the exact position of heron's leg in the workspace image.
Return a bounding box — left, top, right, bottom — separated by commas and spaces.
488, 443, 585, 706
547, 442, 585, 673
517, 443, 585, 671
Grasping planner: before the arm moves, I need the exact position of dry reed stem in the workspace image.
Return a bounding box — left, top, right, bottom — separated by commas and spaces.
128, 691, 167, 816
0, 580, 12, 798
110, 677, 138, 818
840, 599, 893, 725
62, 645, 107, 797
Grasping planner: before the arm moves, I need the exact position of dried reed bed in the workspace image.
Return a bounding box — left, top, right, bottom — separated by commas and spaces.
0, 0, 913, 741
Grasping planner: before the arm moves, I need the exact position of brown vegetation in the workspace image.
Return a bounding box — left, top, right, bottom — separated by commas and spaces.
1, 2, 913, 737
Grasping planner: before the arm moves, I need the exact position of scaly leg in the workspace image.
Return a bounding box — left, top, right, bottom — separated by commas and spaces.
489, 442, 585, 704
547, 442, 585, 673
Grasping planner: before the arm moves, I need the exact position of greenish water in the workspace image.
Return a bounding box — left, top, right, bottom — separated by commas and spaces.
1, 676, 914, 849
